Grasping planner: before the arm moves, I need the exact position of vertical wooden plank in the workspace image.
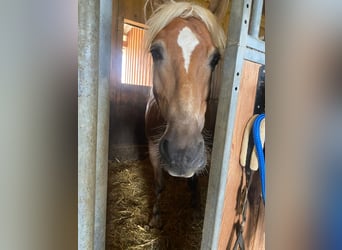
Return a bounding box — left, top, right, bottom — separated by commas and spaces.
123, 0, 145, 24
110, 0, 123, 102
248, 200, 265, 250
217, 60, 262, 250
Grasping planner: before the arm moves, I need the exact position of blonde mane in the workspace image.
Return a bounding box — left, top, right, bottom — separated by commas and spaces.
144, 1, 226, 55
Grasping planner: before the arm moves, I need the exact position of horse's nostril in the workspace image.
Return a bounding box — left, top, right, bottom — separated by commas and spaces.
159, 138, 170, 161
197, 141, 204, 152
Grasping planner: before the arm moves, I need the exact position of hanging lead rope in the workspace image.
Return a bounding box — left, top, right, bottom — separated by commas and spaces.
233, 171, 254, 250
234, 114, 265, 249
253, 113, 265, 203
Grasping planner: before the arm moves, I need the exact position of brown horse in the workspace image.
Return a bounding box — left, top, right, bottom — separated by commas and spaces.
144, 1, 226, 227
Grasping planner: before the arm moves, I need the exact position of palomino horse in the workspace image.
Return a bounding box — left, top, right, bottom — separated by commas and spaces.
144, 1, 226, 227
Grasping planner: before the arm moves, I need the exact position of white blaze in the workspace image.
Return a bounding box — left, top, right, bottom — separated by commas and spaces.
177, 27, 199, 73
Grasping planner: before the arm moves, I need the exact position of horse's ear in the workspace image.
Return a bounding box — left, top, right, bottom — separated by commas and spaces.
153, 0, 170, 6
208, 0, 230, 22
144, 0, 172, 22
145, 0, 171, 10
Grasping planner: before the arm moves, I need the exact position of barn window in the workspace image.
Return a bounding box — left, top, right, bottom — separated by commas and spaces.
121, 19, 153, 86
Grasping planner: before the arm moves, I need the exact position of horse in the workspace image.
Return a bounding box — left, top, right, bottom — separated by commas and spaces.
144, 1, 226, 227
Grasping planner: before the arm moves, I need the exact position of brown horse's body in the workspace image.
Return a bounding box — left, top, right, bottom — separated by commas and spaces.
144, 2, 226, 227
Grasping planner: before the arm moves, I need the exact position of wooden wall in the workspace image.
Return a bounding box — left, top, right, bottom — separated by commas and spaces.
121, 22, 153, 86
218, 61, 265, 250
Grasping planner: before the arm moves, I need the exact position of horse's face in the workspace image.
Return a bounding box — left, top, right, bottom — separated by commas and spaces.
150, 17, 221, 178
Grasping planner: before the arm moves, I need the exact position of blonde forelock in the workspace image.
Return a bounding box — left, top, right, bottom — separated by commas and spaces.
144, 1, 226, 56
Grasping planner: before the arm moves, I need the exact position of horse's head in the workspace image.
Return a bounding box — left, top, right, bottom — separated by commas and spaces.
146, 2, 225, 178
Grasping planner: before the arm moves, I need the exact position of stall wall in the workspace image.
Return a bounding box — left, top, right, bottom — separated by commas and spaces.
218, 60, 265, 250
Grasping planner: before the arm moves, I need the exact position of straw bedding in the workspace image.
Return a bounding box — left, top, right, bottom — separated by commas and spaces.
106, 158, 209, 249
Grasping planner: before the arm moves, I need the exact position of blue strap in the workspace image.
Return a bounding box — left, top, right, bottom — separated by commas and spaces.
253, 114, 265, 204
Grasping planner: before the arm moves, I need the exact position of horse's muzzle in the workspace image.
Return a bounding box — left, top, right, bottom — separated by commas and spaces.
159, 137, 206, 178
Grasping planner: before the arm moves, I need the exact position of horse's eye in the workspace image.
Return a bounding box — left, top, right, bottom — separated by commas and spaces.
150, 46, 163, 62
210, 52, 221, 70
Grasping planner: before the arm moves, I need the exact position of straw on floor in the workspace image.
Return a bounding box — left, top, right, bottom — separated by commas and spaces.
106, 158, 209, 249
